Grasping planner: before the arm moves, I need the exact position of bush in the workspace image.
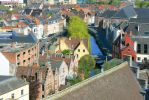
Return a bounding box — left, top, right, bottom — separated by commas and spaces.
103, 58, 123, 71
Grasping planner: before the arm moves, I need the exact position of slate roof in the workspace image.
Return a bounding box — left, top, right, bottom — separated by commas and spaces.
31, 9, 42, 17
0, 31, 37, 43
0, 76, 28, 95
129, 18, 149, 24
48, 13, 62, 24
50, 53, 75, 66
125, 22, 149, 36
23, 9, 32, 15
112, 5, 137, 19
135, 8, 149, 19
49, 60, 63, 71
46, 62, 143, 100
101, 10, 117, 18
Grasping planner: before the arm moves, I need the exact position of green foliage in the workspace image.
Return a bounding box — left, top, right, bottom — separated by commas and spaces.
103, 58, 123, 71
68, 16, 91, 52
68, 16, 89, 39
109, 0, 120, 6
62, 49, 72, 55
135, 0, 149, 8
78, 55, 95, 79
86, 0, 96, 4
47, 13, 53, 17
67, 76, 82, 85
0, 5, 9, 10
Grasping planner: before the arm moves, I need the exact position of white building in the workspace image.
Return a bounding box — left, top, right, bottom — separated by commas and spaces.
0, 76, 29, 100
0, 52, 10, 76
32, 24, 44, 39
47, 15, 66, 36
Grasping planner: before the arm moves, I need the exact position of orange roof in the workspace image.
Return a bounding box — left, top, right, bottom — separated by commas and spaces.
2, 26, 18, 29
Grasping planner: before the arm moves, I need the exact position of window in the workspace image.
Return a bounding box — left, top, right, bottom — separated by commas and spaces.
17, 54, 20, 57
42, 85, 44, 91
144, 44, 148, 54
11, 93, 14, 99
28, 50, 30, 55
76, 54, 79, 58
137, 57, 141, 61
17, 62, 20, 65
32, 48, 34, 51
137, 44, 141, 53
144, 57, 147, 62
23, 60, 26, 62
23, 52, 26, 55
28, 58, 30, 61
78, 49, 80, 52
21, 89, 24, 95
83, 49, 85, 52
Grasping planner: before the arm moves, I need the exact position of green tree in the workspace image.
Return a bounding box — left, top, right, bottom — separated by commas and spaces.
67, 16, 91, 52
103, 58, 123, 71
68, 16, 89, 39
62, 49, 72, 55
78, 55, 95, 79
109, 0, 120, 6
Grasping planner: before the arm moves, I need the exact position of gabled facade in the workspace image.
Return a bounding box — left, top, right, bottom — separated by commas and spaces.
113, 33, 136, 61
59, 37, 89, 60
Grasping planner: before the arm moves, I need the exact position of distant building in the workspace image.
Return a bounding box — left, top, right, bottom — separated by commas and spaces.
0, 31, 39, 67
46, 14, 66, 35
59, 37, 89, 60
0, 76, 29, 100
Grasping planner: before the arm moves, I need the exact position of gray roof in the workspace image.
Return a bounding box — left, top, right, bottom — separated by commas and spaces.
129, 18, 149, 24
0, 31, 37, 43
48, 13, 62, 23
49, 60, 63, 71
112, 5, 137, 19
46, 62, 143, 100
135, 8, 149, 19
126, 22, 149, 36
0, 76, 28, 95
101, 10, 117, 18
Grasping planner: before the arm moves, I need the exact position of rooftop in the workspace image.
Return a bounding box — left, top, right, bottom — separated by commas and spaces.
0, 43, 35, 53
44, 62, 143, 100
0, 76, 28, 95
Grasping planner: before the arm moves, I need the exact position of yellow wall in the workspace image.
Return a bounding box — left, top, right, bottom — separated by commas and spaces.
74, 41, 89, 60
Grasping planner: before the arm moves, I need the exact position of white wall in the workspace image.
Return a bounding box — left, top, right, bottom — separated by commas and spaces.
0, 0, 24, 3
0, 84, 29, 100
59, 61, 68, 86
32, 25, 44, 39
136, 54, 149, 63
0, 52, 10, 76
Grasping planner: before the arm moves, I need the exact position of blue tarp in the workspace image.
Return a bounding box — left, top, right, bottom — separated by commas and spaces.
90, 36, 103, 56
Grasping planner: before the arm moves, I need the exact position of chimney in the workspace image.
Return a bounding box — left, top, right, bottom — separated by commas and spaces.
137, 25, 140, 32
11, 42, 16, 48
130, 31, 133, 36
68, 37, 71, 40
136, 67, 140, 79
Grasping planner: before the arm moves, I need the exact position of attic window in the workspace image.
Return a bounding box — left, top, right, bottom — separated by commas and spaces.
78, 49, 80, 52
83, 49, 85, 52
